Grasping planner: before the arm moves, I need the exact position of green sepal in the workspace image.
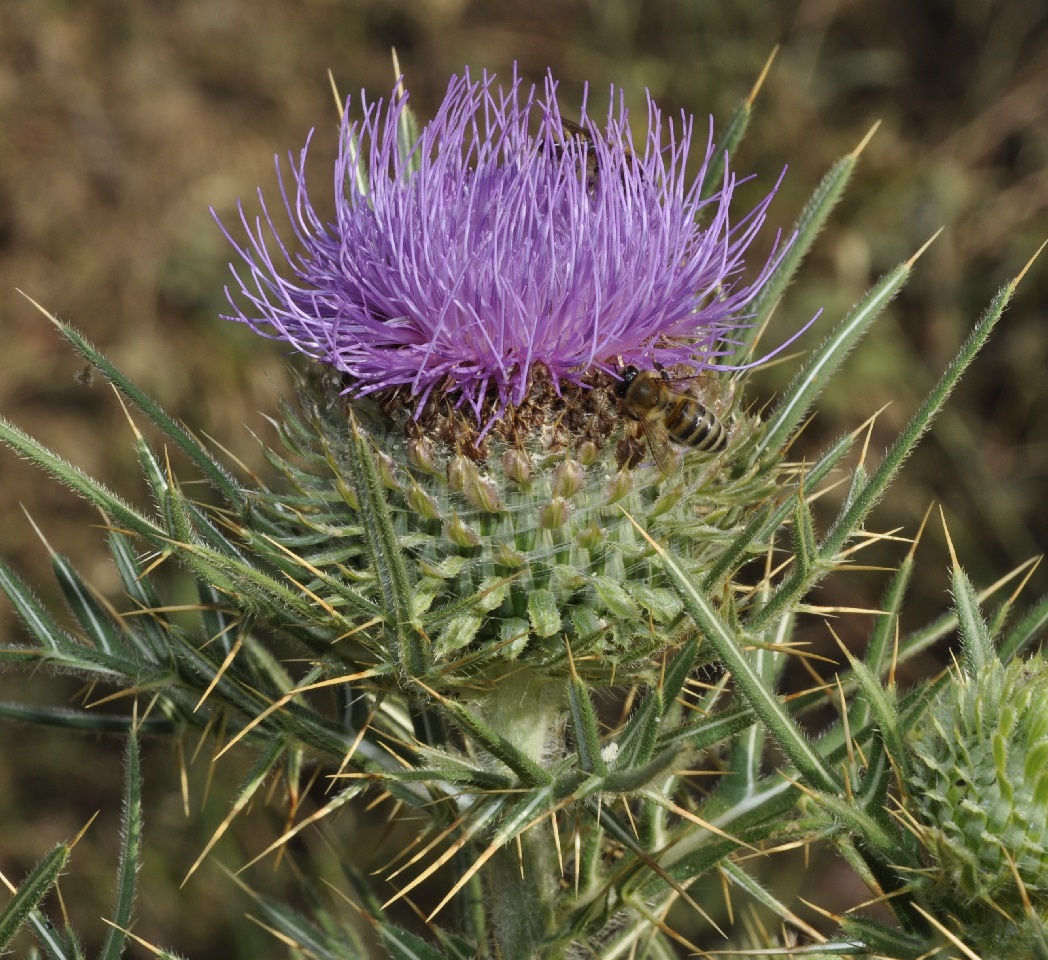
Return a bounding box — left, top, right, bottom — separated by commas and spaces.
342, 414, 425, 675
527, 587, 562, 638
567, 676, 605, 775
951, 562, 994, 678
438, 700, 552, 785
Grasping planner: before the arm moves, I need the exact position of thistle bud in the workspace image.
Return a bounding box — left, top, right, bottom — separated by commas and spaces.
551, 459, 585, 499
909, 656, 1048, 922
501, 447, 532, 486
538, 497, 570, 529
447, 453, 471, 492
408, 435, 439, 474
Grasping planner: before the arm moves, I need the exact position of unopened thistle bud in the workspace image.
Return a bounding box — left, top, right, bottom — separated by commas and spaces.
908, 655, 1048, 949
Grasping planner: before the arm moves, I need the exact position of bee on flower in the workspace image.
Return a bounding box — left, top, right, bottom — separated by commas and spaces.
217, 68, 803, 450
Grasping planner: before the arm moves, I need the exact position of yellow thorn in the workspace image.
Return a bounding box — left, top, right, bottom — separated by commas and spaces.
939, 504, 960, 570
328, 68, 344, 121
911, 903, 983, 960
69, 810, 101, 849
851, 119, 881, 159
747, 46, 779, 106
905, 228, 944, 269
100, 920, 168, 957
1013, 237, 1048, 287
907, 500, 936, 562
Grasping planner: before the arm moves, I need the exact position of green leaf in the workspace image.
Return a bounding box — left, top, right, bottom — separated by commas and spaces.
1001, 589, 1048, 662
0, 557, 78, 654
951, 562, 994, 678
0, 416, 168, 544
438, 699, 552, 786
0, 843, 70, 951
342, 414, 425, 675
699, 49, 775, 202
568, 676, 605, 775
51, 553, 123, 657
381, 925, 449, 960
38, 307, 244, 506
820, 265, 1028, 563
849, 661, 906, 781
0, 701, 174, 734
703, 432, 853, 590
737, 125, 876, 365
641, 522, 841, 794
98, 733, 142, 960
753, 244, 923, 461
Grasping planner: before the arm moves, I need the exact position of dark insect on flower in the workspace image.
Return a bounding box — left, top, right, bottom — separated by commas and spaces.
545, 117, 635, 190
216, 68, 805, 434
615, 365, 727, 474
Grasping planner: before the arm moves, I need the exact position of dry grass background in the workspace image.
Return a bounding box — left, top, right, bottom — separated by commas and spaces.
1, 1, 1047, 955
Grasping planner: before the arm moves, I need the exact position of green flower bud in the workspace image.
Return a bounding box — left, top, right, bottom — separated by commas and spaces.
909, 655, 1048, 933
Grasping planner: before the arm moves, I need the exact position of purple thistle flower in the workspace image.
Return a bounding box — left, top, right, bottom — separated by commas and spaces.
217, 68, 794, 425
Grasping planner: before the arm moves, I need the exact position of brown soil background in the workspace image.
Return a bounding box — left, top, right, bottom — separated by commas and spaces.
1, 1, 1046, 956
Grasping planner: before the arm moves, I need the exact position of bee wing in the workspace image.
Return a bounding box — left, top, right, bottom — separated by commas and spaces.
559, 118, 591, 140
638, 417, 680, 476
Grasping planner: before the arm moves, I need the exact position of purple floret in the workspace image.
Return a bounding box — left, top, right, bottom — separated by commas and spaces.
217, 68, 796, 424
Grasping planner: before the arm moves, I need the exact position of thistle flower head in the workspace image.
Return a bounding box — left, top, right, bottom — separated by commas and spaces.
218, 68, 791, 427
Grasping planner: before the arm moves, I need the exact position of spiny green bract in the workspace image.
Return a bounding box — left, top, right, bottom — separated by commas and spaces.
909, 654, 1048, 940
247, 368, 780, 691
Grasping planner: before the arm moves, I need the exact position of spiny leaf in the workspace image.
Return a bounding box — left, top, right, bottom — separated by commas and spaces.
436, 697, 552, 786
341, 414, 424, 675
820, 252, 1039, 564
699, 49, 776, 202
567, 675, 605, 775
738, 122, 879, 365
0, 416, 167, 544
634, 516, 841, 794
20, 296, 244, 507
754, 233, 933, 461
0, 843, 70, 951
98, 732, 142, 960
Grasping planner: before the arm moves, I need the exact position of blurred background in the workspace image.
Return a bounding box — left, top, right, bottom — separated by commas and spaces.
0, 0, 1046, 955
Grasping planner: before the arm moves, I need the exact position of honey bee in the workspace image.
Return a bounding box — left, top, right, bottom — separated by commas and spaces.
547, 118, 634, 188
615, 365, 727, 473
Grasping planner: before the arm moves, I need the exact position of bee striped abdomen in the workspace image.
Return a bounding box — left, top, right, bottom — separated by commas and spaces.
664, 397, 727, 451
